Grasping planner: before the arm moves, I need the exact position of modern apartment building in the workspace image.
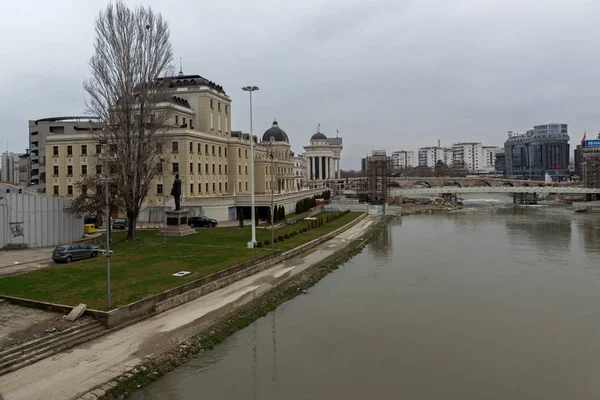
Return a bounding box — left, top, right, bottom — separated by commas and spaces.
452, 142, 483, 171
43, 72, 324, 221
504, 123, 570, 181
292, 153, 308, 190
391, 150, 414, 171
483, 146, 504, 169
418, 146, 452, 167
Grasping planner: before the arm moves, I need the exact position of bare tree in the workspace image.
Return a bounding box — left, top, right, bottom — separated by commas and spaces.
84, 1, 174, 239
64, 174, 122, 227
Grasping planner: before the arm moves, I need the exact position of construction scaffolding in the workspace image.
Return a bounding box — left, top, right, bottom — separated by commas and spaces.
357, 152, 392, 204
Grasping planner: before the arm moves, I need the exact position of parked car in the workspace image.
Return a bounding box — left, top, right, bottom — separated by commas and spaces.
112, 218, 128, 230
188, 216, 218, 228
52, 244, 100, 263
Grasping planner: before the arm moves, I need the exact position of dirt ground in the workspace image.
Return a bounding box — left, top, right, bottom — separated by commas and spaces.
0, 300, 93, 350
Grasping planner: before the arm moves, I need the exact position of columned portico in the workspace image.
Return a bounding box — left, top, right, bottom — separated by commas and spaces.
303, 127, 343, 188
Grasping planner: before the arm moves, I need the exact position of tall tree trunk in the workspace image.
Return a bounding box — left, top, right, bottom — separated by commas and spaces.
127, 211, 137, 240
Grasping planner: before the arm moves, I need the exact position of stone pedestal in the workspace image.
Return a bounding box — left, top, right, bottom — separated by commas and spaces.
164, 210, 196, 236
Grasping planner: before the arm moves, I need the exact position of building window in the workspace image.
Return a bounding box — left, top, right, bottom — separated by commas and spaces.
245, 166, 248, 175
157, 143, 162, 153
239, 165, 242, 174
210, 99, 213, 109
81, 145, 87, 155
67, 165, 73, 176
67, 146, 73, 156
212, 145, 215, 155
206, 183, 209, 193
225, 165, 228, 174
173, 162, 179, 174
218, 103, 221, 112
190, 142, 193, 153
183, 117, 186, 127
190, 163, 193, 174
205, 144, 208, 154
67, 185, 73, 196
172, 141, 178, 152
53, 165, 59, 176
239, 182, 241, 191
224, 148, 227, 156
239, 149, 241, 157
96, 164, 102, 174
96, 144, 101, 154
190, 183, 194, 194
219, 165, 222, 174
53, 146, 59, 156
245, 149, 248, 158
53, 186, 59, 196
157, 162, 163, 173
190, 118, 193, 129
213, 183, 216, 192
245, 182, 248, 191
198, 183, 201, 193
81, 165, 87, 175
206, 163, 209, 174
212, 164, 215, 174
175, 115, 179, 125
198, 143, 201, 153
225, 105, 228, 114
157, 184, 163, 195
218, 147, 222, 156
219, 182, 222, 192
198, 163, 201, 174
225, 182, 228, 191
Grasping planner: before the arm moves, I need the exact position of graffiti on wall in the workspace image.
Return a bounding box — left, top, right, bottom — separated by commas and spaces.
9, 223, 24, 238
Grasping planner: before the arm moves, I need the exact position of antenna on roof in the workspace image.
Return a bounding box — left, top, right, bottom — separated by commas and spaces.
178, 57, 183, 76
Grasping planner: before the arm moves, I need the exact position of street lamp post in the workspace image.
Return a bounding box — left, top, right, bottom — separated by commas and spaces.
242, 86, 259, 248
269, 145, 275, 249
161, 157, 166, 244
99, 137, 111, 310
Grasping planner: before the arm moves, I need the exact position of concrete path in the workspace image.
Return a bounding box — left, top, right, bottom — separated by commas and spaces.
0, 216, 376, 400
0, 248, 53, 277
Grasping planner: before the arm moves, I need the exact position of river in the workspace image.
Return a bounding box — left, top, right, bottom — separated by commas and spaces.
132, 197, 600, 400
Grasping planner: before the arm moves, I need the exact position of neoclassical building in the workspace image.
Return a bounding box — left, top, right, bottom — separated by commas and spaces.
303, 128, 343, 185
41, 71, 321, 221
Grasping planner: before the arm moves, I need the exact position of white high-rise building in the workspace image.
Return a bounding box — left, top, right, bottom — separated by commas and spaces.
1, 152, 22, 184
391, 150, 414, 170
482, 146, 503, 169
452, 142, 483, 171
418, 147, 452, 167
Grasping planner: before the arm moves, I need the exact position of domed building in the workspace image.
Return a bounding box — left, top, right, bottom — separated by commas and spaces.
303, 125, 343, 186
253, 120, 295, 194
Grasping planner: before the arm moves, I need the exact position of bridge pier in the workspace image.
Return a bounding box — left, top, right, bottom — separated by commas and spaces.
513, 192, 538, 205
441, 193, 458, 204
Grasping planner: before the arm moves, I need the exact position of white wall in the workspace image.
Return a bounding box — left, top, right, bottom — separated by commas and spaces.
0, 193, 84, 248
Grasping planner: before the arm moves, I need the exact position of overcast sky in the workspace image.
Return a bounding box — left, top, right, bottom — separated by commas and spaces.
1, 0, 599, 169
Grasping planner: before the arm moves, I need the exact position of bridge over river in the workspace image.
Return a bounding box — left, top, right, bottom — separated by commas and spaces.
390, 186, 600, 196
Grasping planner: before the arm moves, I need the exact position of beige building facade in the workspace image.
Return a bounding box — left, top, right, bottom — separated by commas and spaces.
44, 72, 319, 221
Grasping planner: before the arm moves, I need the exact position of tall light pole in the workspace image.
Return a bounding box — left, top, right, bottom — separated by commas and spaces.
161, 157, 166, 244
99, 136, 111, 310
242, 86, 259, 248
269, 144, 275, 249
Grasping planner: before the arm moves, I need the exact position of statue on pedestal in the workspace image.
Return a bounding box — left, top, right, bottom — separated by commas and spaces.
171, 174, 182, 210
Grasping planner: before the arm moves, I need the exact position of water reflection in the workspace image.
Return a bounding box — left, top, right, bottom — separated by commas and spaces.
133, 204, 600, 400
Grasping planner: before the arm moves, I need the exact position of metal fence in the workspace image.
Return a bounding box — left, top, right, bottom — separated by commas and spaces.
0, 193, 83, 248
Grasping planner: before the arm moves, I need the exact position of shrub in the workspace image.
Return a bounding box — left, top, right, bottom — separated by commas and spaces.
284, 234, 290, 239
278, 235, 284, 242
303, 227, 308, 232
264, 239, 270, 246
256, 242, 263, 248
273, 238, 278, 243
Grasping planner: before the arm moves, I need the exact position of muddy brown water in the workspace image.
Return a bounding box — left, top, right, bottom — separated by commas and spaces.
132, 201, 600, 400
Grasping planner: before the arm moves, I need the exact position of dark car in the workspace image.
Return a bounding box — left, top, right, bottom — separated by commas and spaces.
53, 244, 100, 263
112, 218, 128, 230
188, 216, 218, 228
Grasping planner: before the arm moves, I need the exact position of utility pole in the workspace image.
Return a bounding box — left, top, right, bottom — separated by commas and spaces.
270, 145, 275, 249
242, 86, 259, 248
99, 136, 111, 310
162, 157, 166, 244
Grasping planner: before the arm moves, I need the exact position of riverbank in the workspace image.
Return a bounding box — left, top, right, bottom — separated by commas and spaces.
96, 215, 392, 400
400, 197, 463, 216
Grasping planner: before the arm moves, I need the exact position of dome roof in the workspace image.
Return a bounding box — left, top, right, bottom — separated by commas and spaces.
311, 132, 327, 141
262, 121, 288, 142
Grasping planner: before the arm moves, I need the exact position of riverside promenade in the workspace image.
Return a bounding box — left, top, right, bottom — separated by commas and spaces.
0, 215, 377, 400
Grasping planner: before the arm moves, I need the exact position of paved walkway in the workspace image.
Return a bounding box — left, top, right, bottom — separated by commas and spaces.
0, 215, 376, 400
0, 248, 53, 277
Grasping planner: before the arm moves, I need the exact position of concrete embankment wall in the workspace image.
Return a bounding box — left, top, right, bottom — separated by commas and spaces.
1, 213, 367, 328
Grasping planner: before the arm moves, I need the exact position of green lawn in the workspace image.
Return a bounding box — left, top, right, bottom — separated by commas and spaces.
0, 212, 361, 310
